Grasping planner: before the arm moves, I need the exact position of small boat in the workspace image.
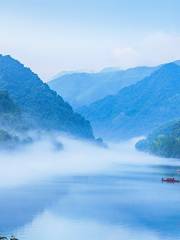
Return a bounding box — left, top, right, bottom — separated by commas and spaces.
162, 177, 180, 183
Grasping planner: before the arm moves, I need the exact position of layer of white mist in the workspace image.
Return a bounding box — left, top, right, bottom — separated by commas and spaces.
0, 135, 173, 188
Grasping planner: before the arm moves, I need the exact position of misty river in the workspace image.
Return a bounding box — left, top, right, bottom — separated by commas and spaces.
0, 137, 180, 240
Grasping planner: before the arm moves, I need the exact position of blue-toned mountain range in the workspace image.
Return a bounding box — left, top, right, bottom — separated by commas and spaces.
0, 55, 94, 140
79, 63, 180, 139
49, 66, 158, 108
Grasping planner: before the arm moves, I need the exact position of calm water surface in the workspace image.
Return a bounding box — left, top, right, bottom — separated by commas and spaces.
0, 154, 180, 240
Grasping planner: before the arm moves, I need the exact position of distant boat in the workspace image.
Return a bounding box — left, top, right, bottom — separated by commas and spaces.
162, 177, 180, 183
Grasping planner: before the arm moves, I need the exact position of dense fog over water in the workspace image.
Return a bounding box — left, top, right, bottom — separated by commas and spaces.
1, 1, 180, 239
1, 136, 180, 240
0, 135, 166, 188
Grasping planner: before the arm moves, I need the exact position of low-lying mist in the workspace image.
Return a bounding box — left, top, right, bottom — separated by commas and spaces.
0, 134, 173, 188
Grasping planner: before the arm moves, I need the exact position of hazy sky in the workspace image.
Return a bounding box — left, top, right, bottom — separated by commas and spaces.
0, 0, 180, 80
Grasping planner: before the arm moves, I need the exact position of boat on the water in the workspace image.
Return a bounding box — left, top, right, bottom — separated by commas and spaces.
161, 177, 180, 183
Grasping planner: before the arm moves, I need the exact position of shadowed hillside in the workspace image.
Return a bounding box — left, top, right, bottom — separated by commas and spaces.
0, 55, 94, 139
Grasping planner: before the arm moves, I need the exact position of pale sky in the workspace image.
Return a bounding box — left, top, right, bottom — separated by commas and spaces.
0, 0, 180, 80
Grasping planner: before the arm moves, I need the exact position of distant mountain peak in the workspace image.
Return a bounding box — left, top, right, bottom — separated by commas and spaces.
0, 54, 19, 63
100, 67, 122, 73
173, 60, 180, 65
0, 54, 94, 139
49, 64, 157, 107
0, 54, 27, 71
78, 61, 180, 139
144, 62, 180, 85
159, 62, 179, 70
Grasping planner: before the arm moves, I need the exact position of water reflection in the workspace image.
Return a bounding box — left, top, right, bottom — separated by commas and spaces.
0, 162, 179, 240
0, 139, 180, 240
18, 212, 167, 240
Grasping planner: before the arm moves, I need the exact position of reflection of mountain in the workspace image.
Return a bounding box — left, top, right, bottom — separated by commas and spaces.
49, 66, 157, 107
25, 174, 180, 239
0, 55, 93, 140
1, 170, 180, 237
0, 180, 69, 233
79, 63, 180, 139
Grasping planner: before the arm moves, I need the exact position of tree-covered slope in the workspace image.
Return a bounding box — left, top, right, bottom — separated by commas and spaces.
0, 90, 21, 130
0, 91, 29, 149
48, 66, 157, 107
0, 55, 93, 139
136, 120, 180, 158
79, 63, 180, 139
